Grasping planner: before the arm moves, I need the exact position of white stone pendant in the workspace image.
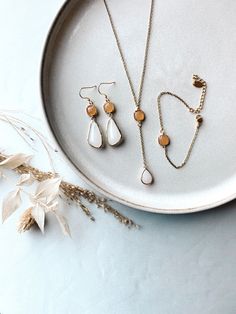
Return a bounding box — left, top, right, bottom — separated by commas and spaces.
87, 119, 103, 148
141, 168, 154, 185
106, 117, 123, 146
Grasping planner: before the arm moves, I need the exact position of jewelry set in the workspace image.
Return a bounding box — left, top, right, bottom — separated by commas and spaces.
79, 0, 208, 186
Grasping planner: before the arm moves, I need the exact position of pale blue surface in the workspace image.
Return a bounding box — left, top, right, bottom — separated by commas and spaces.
0, 1, 236, 313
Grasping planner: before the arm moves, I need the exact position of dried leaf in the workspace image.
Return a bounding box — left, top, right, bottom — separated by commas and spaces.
33, 177, 61, 206
54, 210, 71, 237
0, 154, 32, 169
2, 188, 21, 222
46, 201, 59, 213
17, 173, 34, 186
31, 204, 45, 233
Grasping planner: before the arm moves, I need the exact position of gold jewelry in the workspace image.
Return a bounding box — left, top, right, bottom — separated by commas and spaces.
98, 81, 123, 147
157, 74, 207, 169
103, 0, 155, 185
79, 85, 104, 149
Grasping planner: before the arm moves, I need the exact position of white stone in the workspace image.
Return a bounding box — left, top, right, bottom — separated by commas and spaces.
87, 120, 103, 148
141, 168, 154, 185
106, 117, 122, 146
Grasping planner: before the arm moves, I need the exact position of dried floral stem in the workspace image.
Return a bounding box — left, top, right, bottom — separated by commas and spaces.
0, 153, 138, 229
18, 207, 35, 233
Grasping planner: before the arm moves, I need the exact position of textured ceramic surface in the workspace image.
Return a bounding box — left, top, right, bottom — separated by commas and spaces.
42, 0, 236, 213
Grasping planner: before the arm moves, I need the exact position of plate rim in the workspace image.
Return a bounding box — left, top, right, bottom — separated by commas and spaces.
40, 0, 236, 214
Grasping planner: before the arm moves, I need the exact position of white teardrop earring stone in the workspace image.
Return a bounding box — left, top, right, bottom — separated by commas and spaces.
87, 120, 103, 148
141, 168, 154, 185
106, 117, 122, 146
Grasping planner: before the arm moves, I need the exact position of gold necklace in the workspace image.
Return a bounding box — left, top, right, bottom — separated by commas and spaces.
103, 0, 155, 185
157, 74, 207, 169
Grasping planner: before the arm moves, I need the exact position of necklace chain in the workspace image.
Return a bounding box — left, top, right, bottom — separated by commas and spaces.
157, 76, 207, 169
103, 0, 155, 183
103, 0, 154, 108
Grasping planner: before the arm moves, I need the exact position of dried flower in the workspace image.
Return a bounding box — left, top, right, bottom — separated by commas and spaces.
0, 153, 139, 234
18, 207, 35, 233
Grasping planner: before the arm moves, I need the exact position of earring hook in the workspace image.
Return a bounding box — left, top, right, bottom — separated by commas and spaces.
79, 85, 97, 102
98, 81, 115, 99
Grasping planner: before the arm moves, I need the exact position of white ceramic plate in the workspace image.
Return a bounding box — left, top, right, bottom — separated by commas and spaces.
41, 0, 236, 213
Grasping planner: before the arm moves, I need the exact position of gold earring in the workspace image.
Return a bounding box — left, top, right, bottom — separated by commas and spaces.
79, 85, 104, 149
98, 82, 123, 147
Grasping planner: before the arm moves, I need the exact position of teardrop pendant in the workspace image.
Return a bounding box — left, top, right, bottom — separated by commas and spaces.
141, 168, 154, 185
87, 119, 103, 148
106, 117, 123, 146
